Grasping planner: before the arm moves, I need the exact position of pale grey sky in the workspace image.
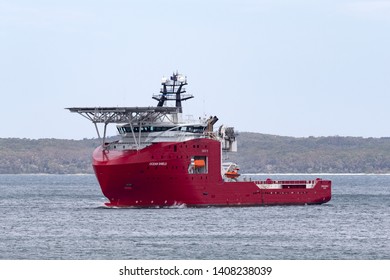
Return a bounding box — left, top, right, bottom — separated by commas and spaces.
1, 0, 389, 139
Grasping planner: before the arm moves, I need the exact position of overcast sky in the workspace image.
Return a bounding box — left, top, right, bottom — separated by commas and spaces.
1, 0, 389, 139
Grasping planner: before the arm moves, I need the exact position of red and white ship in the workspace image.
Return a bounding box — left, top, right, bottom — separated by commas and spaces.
68, 73, 331, 207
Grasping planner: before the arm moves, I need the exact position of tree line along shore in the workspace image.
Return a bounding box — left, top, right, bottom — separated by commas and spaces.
1, 133, 390, 174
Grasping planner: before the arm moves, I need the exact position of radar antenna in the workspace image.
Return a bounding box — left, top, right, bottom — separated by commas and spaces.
152, 72, 193, 113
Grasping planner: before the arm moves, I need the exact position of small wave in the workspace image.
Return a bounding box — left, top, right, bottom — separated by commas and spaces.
165, 202, 187, 209
95, 205, 114, 209
94, 201, 188, 209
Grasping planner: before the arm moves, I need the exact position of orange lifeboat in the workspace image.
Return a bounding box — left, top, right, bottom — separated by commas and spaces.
225, 168, 240, 179
194, 159, 205, 168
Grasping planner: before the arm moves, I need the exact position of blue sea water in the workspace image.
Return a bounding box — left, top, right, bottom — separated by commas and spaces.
0, 174, 389, 260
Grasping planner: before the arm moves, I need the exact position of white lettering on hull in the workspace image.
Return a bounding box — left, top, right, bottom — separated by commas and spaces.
149, 162, 168, 166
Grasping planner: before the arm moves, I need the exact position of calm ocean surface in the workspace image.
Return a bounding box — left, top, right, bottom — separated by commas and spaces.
0, 174, 389, 260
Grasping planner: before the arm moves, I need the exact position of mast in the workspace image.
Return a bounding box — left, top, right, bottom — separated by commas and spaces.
152, 72, 193, 113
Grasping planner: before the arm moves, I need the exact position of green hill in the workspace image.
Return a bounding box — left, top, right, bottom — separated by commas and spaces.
228, 133, 390, 173
1, 133, 390, 174
0, 138, 100, 174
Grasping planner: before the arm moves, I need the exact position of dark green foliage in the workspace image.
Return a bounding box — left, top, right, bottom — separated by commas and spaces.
1, 133, 390, 174
227, 133, 390, 173
0, 138, 101, 174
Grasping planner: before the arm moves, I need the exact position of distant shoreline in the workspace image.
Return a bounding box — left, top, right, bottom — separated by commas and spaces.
1, 133, 390, 174
242, 173, 390, 176
1, 173, 390, 176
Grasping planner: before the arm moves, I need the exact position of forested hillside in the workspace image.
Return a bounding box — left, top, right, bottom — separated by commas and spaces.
228, 133, 390, 173
1, 133, 390, 174
0, 138, 100, 174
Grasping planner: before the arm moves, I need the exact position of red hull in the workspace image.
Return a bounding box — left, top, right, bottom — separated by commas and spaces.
93, 138, 331, 207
